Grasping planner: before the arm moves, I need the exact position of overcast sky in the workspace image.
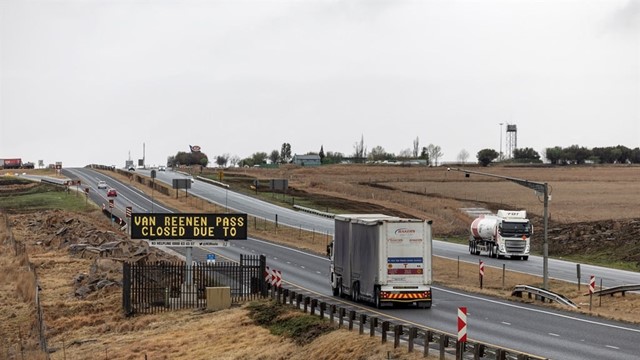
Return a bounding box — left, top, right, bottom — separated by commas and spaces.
1, 0, 638, 168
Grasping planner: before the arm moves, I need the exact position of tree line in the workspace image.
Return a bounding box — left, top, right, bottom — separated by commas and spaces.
166, 138, 640, 168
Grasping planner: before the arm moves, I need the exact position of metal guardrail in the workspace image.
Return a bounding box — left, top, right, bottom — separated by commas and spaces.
293, 205, 335, 218
589, 284, 640, 297
511, 285, 578, 309
270, 285, 548, 360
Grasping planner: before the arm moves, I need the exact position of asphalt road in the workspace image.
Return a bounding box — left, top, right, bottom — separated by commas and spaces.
61, 167, 640, 359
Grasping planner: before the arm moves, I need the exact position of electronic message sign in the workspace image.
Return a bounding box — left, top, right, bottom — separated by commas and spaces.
130, 213, 247, 240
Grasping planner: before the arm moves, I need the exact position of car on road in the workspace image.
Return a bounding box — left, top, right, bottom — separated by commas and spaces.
107, 188, 117, 197
158, 166, 166, 171
97, 180, 107, 189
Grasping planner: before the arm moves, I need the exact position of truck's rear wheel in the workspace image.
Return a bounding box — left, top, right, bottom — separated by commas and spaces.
351, 282, 360, 302
337, 279, 345, 298
332, 283, 339, 296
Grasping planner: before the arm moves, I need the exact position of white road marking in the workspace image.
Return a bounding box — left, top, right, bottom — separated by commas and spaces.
548, 333, 560, 337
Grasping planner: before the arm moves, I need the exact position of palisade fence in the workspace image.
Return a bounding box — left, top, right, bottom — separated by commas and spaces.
122, 254, 267, 315
266, 285, 549, 360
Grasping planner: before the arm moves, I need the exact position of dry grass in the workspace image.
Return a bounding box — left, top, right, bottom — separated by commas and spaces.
2, 165, 640, 359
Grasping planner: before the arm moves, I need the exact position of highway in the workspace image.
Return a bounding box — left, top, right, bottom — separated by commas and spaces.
63, 167, 640, 359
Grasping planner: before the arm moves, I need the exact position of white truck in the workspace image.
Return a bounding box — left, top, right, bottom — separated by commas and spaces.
469, 210, 532, 260
328, 214, 433, 309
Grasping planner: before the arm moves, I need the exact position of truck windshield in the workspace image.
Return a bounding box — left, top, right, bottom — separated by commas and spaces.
499, 222, 531, 237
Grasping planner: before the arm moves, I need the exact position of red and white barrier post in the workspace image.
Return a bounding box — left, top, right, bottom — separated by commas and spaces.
479, 260, 485, 289
589, 275, 595, 311
457, 307, 467, 360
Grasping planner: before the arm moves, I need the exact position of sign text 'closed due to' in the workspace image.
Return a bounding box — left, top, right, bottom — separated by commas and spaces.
130, 213, 247, 240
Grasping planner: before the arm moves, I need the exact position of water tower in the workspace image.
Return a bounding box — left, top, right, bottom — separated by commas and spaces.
506, 124, 517, 159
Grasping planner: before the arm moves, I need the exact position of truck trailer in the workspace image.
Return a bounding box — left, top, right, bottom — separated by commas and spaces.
328, 214, 433, 309
469, 210, 532, 260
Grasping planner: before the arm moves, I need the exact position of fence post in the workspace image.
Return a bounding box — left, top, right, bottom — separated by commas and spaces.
394, 324, 402, 348
319, 302, 326, 318
440, 335, 447, 360
348, 310, 355, 331
408, 327, 417, 352
259, 256, 268, 297
304, 296, 310, 313
310, 298, 317, 315
339, 307, 345, 328
330, 304, 336, 323
370, 316, 378, 337
424, 330, 433, 357
359, 314, 366, 335
381, 321, 389, 343
473, 343, 485, 359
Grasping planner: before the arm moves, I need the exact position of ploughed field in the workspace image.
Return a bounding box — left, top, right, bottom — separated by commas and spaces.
220, 164, 640, 269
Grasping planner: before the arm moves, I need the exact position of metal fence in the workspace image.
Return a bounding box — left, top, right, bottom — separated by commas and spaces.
122, 254, 267, 315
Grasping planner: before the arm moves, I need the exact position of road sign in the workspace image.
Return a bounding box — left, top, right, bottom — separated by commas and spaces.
458, 307, 467, 342
479, 260, 484, 276
109, 199, 114, 208
206, 253, 216, 264
265, 266, 282, 288
589, 275, 595, 294
125, 206, 132, 218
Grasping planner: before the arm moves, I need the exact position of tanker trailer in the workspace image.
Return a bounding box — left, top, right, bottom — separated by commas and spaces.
469, 210, 532, 260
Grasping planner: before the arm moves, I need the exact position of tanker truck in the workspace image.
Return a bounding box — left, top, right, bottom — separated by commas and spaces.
469, 210, 532, 260
328, 214, 433, 309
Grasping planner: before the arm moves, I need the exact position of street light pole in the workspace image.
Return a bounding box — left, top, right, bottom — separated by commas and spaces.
447, 167, 550, 289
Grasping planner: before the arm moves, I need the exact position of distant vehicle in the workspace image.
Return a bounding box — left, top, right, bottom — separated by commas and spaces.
97, 181, 107, 189
186, 176, 194, 183
158, 166, 166, 171
128, 166, 135, 171
107, 188, 117, 197
469, 210, 532, 260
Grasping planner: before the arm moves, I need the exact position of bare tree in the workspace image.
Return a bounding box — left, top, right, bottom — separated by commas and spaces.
353, 134, 367, 162
412, 137, 420, 158
398, 148, 412, 159
457, 149, 469, 164
427, 144, 443, 166
229, 155, 241, 167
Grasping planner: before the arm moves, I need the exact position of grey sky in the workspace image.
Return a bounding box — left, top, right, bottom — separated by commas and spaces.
1, 0, 638, 167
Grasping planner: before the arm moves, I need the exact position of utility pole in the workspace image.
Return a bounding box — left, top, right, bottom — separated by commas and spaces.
447, 167, 551, 289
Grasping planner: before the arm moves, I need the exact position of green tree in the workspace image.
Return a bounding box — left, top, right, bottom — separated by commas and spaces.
269, 150, 280, 164
170, 151, 209, 167
323, 151, 344, 164
476, 149, 499, 166
215, 154, 229, 167
251, 152, 268, 165
280, 143, 292, 163
319, 145, 325, 164
544, 146, 563, 164
420, 147, 430, 166
512, 147, 541, 163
